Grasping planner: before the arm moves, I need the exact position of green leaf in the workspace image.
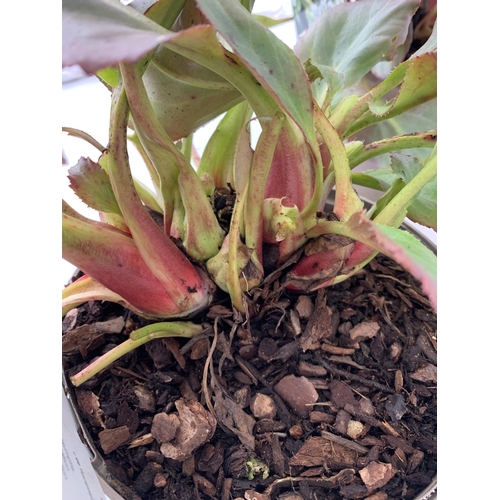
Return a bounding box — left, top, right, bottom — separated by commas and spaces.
344, 212, 437, 310
142, 46, 245, 140
68, 157, 121, 214
348, 52, 437, 136
355, 150, 437, 231
62, 0, 174, 73
294, 0, 420, 89
390, 153, 423, 183
196, 0, 315, 145
406, 178, 437, 230
252, 13, 294, 28
198, 102, 253, 188
304, 59, 344, 108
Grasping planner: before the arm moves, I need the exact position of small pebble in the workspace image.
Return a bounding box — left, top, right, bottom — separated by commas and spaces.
250, 393, 277, 420
347, 420, 364, 439
289, 424, 303, 439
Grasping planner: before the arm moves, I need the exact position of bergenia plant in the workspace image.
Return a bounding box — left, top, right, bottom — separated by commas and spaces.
62, 0, 437, 387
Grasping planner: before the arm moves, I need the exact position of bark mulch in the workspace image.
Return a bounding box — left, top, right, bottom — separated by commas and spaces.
63, 254, 437, 500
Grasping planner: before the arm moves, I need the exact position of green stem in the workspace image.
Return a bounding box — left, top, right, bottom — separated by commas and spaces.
181, 134, 194, 162
375, 146, 437, 226
70, 322, 204, 387
63, 127, 106, 153
337, 62, 409, 138
244, 113, 284, 262
314, 103, 363, 220
120, 61, 224, 261
348, 130, 437, 169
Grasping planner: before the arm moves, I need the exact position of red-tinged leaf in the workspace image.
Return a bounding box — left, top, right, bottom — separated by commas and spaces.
68, 157, 121, 214
344, 212, 436, 310
196, 0, 316, 146
62, 275, 132, 317
264, 120, 316, 212
62, 0, 176, 74
286, 234, 355, 291
63, 214, 214, 319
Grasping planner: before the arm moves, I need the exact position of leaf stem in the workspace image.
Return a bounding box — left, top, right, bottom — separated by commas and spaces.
70, 322, 204, 387
244, 113, 284, 262
314, 102, 363, 220
63, 127, 106, 153
348, 130, 437, 169
375, 146, 437, 226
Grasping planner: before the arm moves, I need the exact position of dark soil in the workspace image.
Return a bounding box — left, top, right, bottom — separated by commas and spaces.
63, 254, 437, 500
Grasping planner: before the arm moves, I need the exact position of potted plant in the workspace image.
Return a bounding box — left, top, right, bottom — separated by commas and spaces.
62, 0, 437, 498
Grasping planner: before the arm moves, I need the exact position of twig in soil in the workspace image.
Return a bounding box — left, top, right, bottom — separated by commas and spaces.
110, 366, 149, 382
373, 273, 412, 287
202, 319, 219, 422
379, 303, 407, 341
218, 320, 239, 376
321, 430, 369, 454
179, 329, 210, 355
313, 351, 394, 394
327, 355, 375, 371
234, 355, 270, 388
263, 469, 356, 496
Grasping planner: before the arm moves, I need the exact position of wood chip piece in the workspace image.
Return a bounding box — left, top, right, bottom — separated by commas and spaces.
365, 492, 388, 500
309, 411, 334, 424
190, 338, 209, 360
289, 436, 357, 467
193, 473, 216, 497
151, 412, 180, 444
274, 375, 318, 418
133, 385, 156, 413
359, 461, 396, 491
153, 473, 168, 488
300, 290, 334, 351
75, 388, 105, 428
160, 399, 217, 462
98, 426, 130, 454
245, 491, 271, 500
410, 363, 437, 383
298, 361, 327, 377
295, 295, 314, 319
349, 321, 380, 347
321, 344, 355, 355
330, 380, 357, 409
128, 433, 154, 449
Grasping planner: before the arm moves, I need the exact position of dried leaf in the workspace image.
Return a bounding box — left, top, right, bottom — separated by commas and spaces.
214, 385, 255, 450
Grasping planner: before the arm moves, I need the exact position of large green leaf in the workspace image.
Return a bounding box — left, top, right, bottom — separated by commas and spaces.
142, 46, 244, 140
196, 0, 315, 145
294, 0, 420, 90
